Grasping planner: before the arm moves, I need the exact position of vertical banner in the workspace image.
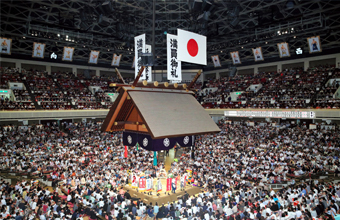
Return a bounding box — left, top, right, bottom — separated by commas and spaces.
277, 42, 290, 58
32, 42, 46, 58
62, 47, 75, 62
211, 55, 221, 67
124, 146, 128, 158
146, 178, 153, 191
230, 51, 241, 64
0, 38, 12, 55
89, 50, 100, 64
153, 150, 157, 166
166, 178, 172, 191
252, 47, 264, 62
157, 179, 162, 192
139, 178, 146, 191
167, 34, 182, 81
307, 36, 322, 53
111, 54, 122, 66
145, 44, 152, 82
134, 34, 146, 80
131, 173, 139, 188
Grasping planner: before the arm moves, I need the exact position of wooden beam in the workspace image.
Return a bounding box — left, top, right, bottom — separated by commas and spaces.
132, 66, 145, 88
123, 124, 148, 132
101, 90, 124, 132
187, 69, 202, 90
124, 124, 138, 131
114, 121, 145, 126
109, 83, 131, 87
138, 125, 148, 132
105, 91, 128, 131
132, 81, 187, 90
109, 81, 188, 91
115, 68, 126, 84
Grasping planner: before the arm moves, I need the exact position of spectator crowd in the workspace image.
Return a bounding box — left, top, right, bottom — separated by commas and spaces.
0, 119, 340, 220
1, 66, 340, 110
199, 66, 339, 109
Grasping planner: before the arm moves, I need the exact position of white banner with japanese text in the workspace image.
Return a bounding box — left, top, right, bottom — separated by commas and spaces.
134, 34, 146, 80
167, 34, 182, 81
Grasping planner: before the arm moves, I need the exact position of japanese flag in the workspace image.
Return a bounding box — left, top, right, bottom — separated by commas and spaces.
177, 29, 207, 65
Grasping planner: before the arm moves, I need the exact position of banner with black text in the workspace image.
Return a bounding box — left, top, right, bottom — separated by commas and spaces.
134, 34, 146, 80
167, 34, 182, 81
145, 44, 152, 82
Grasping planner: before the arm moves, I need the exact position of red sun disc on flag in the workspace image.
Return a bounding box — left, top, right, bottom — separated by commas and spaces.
187, 39, 199, 57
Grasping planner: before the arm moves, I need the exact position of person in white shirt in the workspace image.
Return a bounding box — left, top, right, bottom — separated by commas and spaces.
270, 190, 276, 197
114, 208, 119, 217
39, 214, 46, 220
197, 196, 202, 205
1, 198, 6, 206
232, 205, 238, 214
31, 199, 37, 210
98, 198, 104, 208
223, 204, 233, 216
295, 209, 302, 218
121, 200, 126, 209
287, 210, 296, 219
192, 205, 198, 214
186, 198, 192, 207
136, 207, 143, 217
67, 194, 72, 202
96, 192, 102, 200
204, 211, 210, 220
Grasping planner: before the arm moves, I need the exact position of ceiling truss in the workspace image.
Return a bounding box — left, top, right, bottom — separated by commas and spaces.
0, 0, 340, 69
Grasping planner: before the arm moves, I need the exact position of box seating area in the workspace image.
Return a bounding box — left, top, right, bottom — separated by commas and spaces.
0, 68, 36, 110
0, 66, 339, 110
200, 66, 339, 109
26, 71, 71, 109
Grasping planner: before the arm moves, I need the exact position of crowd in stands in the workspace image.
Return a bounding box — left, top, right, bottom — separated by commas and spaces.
0, 69, 124, 110
80, 76, 115, 93
200, 66, 340, 109
0, 99, 36, 110
12, 90, 31, 103
198, 71, 277, 108
0, 67, 37, 110
0, 65, 340, 110
313, 78, 340, 109
1, 119, 340, 219
0, 67, 21, 89
95, 91, 113, 109
25, 71, 71, 110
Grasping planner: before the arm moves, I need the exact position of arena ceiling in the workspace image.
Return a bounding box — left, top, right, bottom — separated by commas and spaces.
1, 0, 340, 70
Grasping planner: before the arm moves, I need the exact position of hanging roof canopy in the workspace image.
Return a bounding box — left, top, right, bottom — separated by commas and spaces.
101, 86, 220, 139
